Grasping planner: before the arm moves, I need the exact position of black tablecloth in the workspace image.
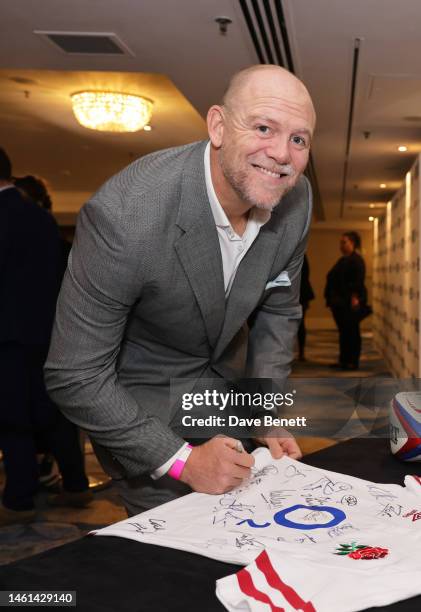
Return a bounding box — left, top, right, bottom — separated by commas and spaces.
1, 437, 420, 611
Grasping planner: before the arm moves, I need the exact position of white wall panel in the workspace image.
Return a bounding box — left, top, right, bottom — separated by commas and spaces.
373, 156, 420, 377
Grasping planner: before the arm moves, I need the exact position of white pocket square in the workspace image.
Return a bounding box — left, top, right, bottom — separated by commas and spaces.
265, 270, 291, 290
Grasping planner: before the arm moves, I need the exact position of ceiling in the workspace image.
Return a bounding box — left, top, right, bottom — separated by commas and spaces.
1, 0, 421, 225
0, 69, 206, 193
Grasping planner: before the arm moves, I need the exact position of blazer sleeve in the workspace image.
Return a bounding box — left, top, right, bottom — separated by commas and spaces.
245, 178, 313, 385
44, 190, 184, 478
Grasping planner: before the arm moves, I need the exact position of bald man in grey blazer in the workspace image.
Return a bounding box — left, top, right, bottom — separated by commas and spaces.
45, 65, 316, 514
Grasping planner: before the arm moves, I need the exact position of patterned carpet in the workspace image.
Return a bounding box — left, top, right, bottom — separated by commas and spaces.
0, 328, 391, 565
291, 329, 393, 454
291, 329, 390, 378
0, 446, 126, 565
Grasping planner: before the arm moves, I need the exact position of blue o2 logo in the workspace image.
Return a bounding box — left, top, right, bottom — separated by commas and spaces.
237, 505, 346, 530
274, 505, 346, 530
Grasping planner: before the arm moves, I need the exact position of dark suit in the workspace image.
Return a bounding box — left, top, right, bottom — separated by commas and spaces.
0, 187, 61, 348
297, 254, 315, 359
0, 187, 88, 510
0, 186, 61, 429
324, 251, 367, 368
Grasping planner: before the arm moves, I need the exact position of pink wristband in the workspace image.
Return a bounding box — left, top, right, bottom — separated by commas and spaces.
168, 444, 193, 480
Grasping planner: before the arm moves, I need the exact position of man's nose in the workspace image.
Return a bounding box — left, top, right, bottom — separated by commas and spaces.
265, 136, 291, 165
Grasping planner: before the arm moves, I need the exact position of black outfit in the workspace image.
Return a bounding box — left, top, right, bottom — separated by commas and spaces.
324, 251, 367, 369
0, 186, 88, 511
297, 255, 315, 359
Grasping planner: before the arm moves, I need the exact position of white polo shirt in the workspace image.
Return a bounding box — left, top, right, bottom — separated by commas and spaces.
204, 141, 271, 295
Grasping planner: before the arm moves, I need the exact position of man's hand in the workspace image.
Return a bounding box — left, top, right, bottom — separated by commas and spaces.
180, 436, 254, 494
254, 429, 302, 460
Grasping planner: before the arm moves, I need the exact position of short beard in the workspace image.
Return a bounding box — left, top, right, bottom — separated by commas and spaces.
218, 148, 298, 211
219, 149, 285, 211
253, 182, 295, 210
254, 200, 275, 212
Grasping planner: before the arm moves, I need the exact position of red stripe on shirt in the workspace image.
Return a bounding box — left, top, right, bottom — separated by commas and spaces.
237, 567, 285, 611
256, 550, 316, 612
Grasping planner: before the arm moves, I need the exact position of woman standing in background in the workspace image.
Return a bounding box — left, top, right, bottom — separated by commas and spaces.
297, 254, 315, 361
324, 231, 367, 371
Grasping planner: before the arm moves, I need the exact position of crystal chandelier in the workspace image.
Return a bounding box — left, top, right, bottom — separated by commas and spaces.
71, 91, 153, 132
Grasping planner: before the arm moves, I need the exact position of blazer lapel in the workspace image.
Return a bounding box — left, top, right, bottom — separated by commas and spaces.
213, 218, 286, 361
174, 142, 226, 348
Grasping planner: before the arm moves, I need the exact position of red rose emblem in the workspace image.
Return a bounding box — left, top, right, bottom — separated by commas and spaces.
348, 546, 388, 560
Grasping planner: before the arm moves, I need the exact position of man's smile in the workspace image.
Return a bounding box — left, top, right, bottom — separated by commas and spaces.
251, 164, 291, 181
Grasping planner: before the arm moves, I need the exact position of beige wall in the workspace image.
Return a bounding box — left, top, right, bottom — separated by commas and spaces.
51, 190, 90, 227
305, 226, 374, 330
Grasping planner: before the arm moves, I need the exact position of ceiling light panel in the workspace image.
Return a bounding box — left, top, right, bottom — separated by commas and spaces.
33, 31, 134, 56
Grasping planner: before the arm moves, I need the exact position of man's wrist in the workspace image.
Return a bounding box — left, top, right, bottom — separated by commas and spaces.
150, 442, 188, 480
168, 444, 193, 480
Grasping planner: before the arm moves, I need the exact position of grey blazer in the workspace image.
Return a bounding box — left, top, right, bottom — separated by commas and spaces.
45, 140, 312, 480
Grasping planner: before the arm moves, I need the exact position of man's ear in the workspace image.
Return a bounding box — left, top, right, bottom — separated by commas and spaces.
207, 105, 225, 148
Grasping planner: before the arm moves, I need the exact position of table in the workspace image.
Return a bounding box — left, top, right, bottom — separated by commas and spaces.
1, 438, 420, 611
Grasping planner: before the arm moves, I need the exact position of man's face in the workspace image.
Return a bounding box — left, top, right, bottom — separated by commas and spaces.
216, 86, 314, 211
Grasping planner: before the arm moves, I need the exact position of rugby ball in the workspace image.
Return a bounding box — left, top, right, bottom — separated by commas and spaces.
389, 392, 421, 461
